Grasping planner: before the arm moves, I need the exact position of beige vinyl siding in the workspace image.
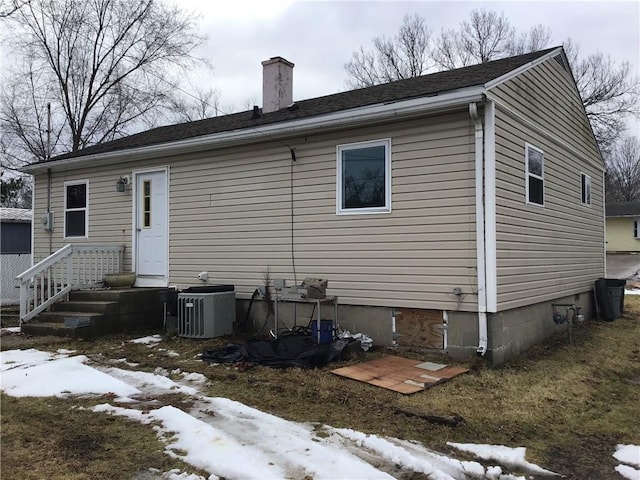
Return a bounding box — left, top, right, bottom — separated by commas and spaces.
489, 57, 605, 310
32, 165, 143, 271
32, 112, 479, 311
606, 217, 640, 252
168, 113, 478, 310
490, 57, 600, 162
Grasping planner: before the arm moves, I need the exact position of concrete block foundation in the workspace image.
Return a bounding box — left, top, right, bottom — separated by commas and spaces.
237, 289, 594, 365
447, 290, 595, 365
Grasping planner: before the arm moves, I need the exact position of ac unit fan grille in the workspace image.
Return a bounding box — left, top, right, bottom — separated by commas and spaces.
177, 291, 235, 339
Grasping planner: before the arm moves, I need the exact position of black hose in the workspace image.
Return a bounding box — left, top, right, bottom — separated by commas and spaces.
241, 289, 261, 328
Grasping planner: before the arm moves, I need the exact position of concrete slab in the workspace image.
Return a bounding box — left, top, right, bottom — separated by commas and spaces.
606, 253, 640, 280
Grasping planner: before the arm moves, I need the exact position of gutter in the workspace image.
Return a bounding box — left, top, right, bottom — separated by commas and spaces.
22, 86, 485, 174
469, 102, 488, 356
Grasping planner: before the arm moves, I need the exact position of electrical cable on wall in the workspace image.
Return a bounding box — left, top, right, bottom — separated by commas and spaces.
289, 147, 297, 285
149, 69, 302, 287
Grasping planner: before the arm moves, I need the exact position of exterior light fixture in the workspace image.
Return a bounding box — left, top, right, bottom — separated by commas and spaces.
116, 175, 130, 192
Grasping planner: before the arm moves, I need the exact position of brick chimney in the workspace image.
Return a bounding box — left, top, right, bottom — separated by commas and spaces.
262, 57, 294, 114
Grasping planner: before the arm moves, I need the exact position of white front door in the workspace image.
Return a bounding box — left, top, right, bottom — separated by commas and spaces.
135, 169, 168, 286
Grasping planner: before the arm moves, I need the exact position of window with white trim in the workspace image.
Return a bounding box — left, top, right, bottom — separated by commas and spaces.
525, 144, 544, 206
64, 180, 88, 238
337, 138, 391, 214
581, 173, 591, 205
635, 220, 640, 239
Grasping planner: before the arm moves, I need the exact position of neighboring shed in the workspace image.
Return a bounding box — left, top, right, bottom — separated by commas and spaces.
20, 47, 605, 364
1, 208, 32, 305
606, 202, 640, 253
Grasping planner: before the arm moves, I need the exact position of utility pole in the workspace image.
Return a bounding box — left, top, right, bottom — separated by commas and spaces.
47, 102, 53, 254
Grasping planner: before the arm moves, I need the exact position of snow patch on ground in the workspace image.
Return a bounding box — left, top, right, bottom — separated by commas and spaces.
159, 470, 211, 480
98, 366, 198, 396
448, 442, 558, 476
177, 371, 207, 383
56, 348, 76, 354
112, 358, 140, 367
332, 428, 485, 479
0, 352, 140, 398
1, 347, 563, 480
130, 334, 163, 345
614, 445, 640, 479
1, 326, 21, 334
615, 445, 640, 468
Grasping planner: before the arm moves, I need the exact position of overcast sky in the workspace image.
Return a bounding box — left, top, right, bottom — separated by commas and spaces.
179, 0, 639, 127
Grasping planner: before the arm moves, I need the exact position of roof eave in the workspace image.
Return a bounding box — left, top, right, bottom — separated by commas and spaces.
22, 86, 485, 174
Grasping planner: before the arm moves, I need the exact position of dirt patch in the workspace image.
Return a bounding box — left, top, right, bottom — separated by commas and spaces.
546, 433, 621, 480
59, 431, 107, 460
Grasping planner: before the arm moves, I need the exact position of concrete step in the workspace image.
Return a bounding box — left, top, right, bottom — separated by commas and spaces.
36, 311, 105, 324
20, 287, 168, 338
20, 321, 93, 339
70, 287, 169, 302
51, 301, 119, 314
1, 305, 21, 327
70, 289, 133, 302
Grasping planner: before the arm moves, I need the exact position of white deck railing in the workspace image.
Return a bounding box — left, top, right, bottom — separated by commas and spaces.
16, 244, 124, 323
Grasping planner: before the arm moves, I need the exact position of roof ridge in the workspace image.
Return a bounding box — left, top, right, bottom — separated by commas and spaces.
38, 47, 560, 164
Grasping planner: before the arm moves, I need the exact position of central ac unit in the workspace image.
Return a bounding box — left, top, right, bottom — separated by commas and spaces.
178, 285, 235, 339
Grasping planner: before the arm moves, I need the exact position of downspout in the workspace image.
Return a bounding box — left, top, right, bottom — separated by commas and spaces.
469, 102, 488, 356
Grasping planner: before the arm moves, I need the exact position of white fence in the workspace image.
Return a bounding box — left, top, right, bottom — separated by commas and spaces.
1, 254, 31, 305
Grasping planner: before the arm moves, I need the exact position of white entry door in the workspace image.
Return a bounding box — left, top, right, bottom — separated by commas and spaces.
135, 169, 168, 286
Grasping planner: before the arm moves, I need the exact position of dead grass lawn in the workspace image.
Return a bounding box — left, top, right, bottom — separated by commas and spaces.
1, 295, 639, 479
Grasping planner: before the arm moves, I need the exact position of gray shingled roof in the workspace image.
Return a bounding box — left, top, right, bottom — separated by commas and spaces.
0, 208, 32, 222
606, 202, 640, 217
47, 47, 557, 163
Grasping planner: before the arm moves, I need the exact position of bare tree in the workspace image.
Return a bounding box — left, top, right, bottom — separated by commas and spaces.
0, 0, 28, 17
436, 9, 514, 69
506, 24, 552, 56
1, 173, 32, 208
605, 135, 640, 202
167, 87, 223, 123
564, 40, 640, 153
345, 14, 433, 88
433, 10, 551, 69
242, 96, 260, 111
0, 0, 206, 169
345, 9, 639, 151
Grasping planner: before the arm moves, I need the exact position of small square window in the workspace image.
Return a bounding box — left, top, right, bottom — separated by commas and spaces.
525, 144, 544, 206
64, 181, 88, 238
337, 139, 391, 214
581, 173, 591, 205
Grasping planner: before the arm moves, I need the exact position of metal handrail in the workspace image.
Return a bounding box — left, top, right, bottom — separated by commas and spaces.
17, 244, 124, 324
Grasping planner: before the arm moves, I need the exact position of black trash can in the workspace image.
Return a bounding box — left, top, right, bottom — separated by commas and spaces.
606, 278, 626, 319
595, 278, 626, 321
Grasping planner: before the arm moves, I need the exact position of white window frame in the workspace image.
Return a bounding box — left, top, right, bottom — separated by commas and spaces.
64, 179, 89, 239
634, 219, 640, 239
580, 172, 591, 206
336, 138, 392, 215
525, 143, 544, 207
